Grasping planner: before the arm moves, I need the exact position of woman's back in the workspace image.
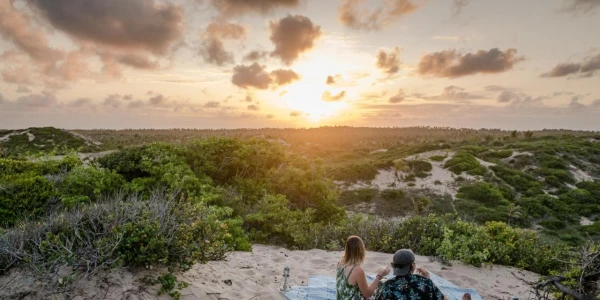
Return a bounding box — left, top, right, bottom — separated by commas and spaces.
336, 264, 362, 300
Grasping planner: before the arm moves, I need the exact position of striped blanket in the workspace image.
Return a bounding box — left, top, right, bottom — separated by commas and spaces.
282, 273, 482, 300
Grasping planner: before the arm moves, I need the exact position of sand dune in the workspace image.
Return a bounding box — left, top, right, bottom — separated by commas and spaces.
0, 245, 540, 300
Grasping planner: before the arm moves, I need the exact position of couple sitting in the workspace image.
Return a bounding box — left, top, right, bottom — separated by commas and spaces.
336, 236, 471, 300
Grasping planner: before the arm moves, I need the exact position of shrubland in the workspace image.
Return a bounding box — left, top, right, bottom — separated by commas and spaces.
1, 129, 600, 298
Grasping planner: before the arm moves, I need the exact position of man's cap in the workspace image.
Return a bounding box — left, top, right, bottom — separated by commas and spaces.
392, 249, 415, 276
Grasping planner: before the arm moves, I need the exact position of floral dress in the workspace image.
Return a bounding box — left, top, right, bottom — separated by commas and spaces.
336, 264, 364, 300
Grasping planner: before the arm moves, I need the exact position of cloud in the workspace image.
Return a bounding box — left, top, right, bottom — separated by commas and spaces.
290, 110, 302, 117
497, 90, 521, 103
270, 69, 300, 85
560, 0, 600, 15
247, 104, 260, 111
200, 21, 247, 66
1, 68, 33, 85
200, 38, 234, 65
592, 99, 600, 107
245, 95, 253, 102
15, 92, 57, 108
326, 74, 341, 85
568, 96, 587, 113
376, 47, 401, 74
418, 48, 524, 78
243, 51, 269, 61
148, 94, 171, 108
232, 63, 272, 89
27, 0, 184, 55
128, 100, 145, 109
322, 91, 347, 102
210, 0, 300, 16
413, 86, 484, 102
231, 63, 299, 89
541, 53, 600, 78
452, 0, 470, 17
103, 94, 126, 108
205, 101, 221, 108
204, 21, 247, 39
68, 97, 93, 108
16, 86, 31, 93
269, 15, 322, 65
338, 0, 419, 31
389, 89, 406, 103
116, 53, 160, 70
0, 93, 4, 104
0, 1, 64, 63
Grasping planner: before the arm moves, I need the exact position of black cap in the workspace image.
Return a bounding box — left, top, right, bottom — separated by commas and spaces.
392, 249, 415, 276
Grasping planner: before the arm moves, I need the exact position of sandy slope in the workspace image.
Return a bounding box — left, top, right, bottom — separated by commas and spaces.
0, 245, 539, 300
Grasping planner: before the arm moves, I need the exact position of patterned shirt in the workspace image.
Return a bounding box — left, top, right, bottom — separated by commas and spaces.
375, 274, 444, 300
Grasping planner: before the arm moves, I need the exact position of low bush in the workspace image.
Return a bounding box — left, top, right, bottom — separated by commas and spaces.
0, 192, 249, 276
444, 152, 487, 176
408, 160, 433, 173
429, 155, 446, 162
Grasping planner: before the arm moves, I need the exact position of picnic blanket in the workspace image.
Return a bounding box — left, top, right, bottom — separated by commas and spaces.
282, 273, 482, 300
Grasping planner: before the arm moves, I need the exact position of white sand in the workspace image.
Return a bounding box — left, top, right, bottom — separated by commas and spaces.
569, 164, 594, 182
347, 150, 482, 198
0, 245, 540, 300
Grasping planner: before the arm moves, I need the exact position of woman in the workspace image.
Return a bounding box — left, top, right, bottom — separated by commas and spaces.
336, 236, 390, 299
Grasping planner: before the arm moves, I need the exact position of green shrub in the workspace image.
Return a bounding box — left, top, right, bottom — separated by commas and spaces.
59, 166, 125, 208
339, 188, 379, 205
429, 155, 446, 162
444, 152, 487, 176
380, 189, 404, 201
478, 149, 513, 161
408, 160, 433, 173
490, 165, 543, 196
0, 175, 57, 226
456, 183, 508, 206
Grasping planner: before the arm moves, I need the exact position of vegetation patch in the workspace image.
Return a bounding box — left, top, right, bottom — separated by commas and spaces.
444, 152, 487, 176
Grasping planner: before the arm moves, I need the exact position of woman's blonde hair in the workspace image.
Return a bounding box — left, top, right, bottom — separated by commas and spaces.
341, 236, 366, 266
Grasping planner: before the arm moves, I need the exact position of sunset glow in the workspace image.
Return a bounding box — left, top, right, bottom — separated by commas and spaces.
0, 0, 598, 129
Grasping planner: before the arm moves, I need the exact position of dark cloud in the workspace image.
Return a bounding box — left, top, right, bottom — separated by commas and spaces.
266, 114, 274, 119
205, 101, 221, 108
200, 21, 247, 66
148, 94, 170, 108
452, 0, 470, 17
568, 96, 587, 113
232, 63, 272, 89
560, 0, 600, 15
541, 53, 600, 78
376, 47, 401, 74
326, 74, 341, 85
389, 89, 406, 103
200, 38, 234, 66
204, 21, 247, 39
27, 0, 184, 55
338, 0, 419, 31
247, 104, 260, 111
231, 63, 299, 89
418, 48, 524, 78
591, 99, 600, 107
103, 94, 125, 108
68, 97, 93, 108
269, 15, 322, 65
245, 95, 253, 102
211, 0, 300, 16
243, 51, 269, 61
290, 110, 302, 117
0, 1, 63, 63
117, 53, 160, 70
497, 90, 521, 103
270, 69, 300, 85
0, 93, 4, 104
16, 86, 31, 93
127, 100, 145, 109
16, 92, 57, 108
322, 91, 346, 102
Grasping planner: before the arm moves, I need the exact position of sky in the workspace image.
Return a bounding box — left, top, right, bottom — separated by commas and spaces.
0, 0, 599, 130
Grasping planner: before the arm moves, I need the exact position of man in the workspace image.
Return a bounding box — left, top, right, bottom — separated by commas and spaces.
375, 249, 471, 300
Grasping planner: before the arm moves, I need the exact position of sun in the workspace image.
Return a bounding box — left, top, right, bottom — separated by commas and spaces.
282, 82, 348, 123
